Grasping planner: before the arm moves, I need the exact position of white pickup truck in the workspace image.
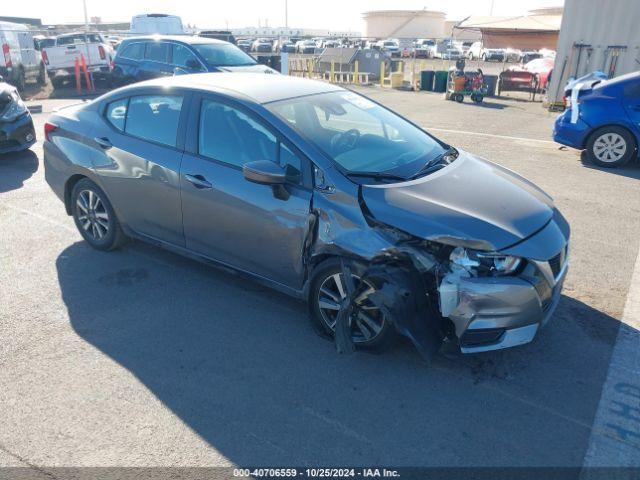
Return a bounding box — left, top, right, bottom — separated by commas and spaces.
42, 32, 114, 89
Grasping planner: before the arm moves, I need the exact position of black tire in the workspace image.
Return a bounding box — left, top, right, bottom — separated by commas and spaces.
37, 62, 47, 86
15, 68, 26, 92
71, 178, 125, 251
586, 126, 636, 168
455, 93, 464, 103
308, 258, 397, 352
473, 94, 484, 103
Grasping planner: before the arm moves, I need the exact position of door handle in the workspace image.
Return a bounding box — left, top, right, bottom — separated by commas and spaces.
94, 137, 112, 149
184, 174, 212, 189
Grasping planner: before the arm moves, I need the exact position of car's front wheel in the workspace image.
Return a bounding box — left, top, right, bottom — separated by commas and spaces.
309, 259, 397, 352
71, 178, 125, 251
587, 126, 636, 168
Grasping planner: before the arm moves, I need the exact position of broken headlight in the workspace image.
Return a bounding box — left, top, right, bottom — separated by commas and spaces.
1, 90, 28, 122
449, 247, 522, 277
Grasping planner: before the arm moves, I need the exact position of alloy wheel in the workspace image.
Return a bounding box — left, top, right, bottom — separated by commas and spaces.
317, 272, 386, 343
593, 133, 627, 163
75, 189, 110, 241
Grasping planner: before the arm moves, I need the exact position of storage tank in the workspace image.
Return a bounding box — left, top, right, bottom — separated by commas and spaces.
362, 10, 446, 40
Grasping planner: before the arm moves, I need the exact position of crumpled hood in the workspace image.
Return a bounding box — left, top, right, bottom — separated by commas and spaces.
361, 152, 555, 251
216, 64, 277, 74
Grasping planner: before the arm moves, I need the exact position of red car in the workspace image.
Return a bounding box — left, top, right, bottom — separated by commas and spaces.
498, 57, 554, 97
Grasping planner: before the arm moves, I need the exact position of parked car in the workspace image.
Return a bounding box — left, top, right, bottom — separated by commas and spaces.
521, 50, 543, 64
130, 13, 184, 34
237, 39, 252, 52
414, 39, 434, 58
505, 48, 522, 62
523, 57, 554, 91
467, 42, 505, 61
459, 41, 474, 56
554, 71, 640, 168
112, 36, 275, 85
0, 21, 46, 91
198, 30, 236, 44
43, 72, 569, 356
295, 40, 316, 54
251, 38, 273, 53
274, 39, 295, 53
0, 79, 35, 154
42, 32, 114, 89
377, 39, 400, 57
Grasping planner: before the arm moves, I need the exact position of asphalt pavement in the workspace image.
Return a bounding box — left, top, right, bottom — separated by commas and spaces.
1, 87, 639, 471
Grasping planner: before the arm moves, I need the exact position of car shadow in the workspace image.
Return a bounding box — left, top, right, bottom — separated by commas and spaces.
0, 149, 39, 193
579, 150, 640, 179
56, 240, 631, 466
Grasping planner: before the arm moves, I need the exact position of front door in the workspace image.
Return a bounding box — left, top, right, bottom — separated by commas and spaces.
92, 92, 187, 246
180, 96, 313, 289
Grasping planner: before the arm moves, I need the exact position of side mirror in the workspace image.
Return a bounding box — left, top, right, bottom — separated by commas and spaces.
243, 160, 286, 185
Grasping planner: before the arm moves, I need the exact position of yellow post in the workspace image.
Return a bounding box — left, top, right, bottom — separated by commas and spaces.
397, 61, 403, 73
380, 61, 385, 87
330, 61, 335, 83
353, 60, 359, 85
307, 59, 313, 79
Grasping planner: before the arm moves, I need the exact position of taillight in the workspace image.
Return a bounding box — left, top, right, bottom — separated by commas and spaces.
2, 43, 12, 69
44, 122, 57, 142
42, 49, 49, 65
98, 45, 106, 60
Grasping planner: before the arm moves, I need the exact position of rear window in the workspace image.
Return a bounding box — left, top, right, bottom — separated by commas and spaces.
124, 95, 184, 147
119, 42, 145, 60
57, 34, 102, 45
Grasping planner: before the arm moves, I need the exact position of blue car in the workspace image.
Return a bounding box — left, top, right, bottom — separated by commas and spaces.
112, 35, 276, 85
553, 71, 640, 167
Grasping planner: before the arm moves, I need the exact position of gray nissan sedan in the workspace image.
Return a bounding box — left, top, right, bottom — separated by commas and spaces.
43, 73, 570, 357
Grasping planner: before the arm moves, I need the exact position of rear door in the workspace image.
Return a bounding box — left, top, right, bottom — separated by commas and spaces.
623, 79, 640, 134
139, 41, 173, 80
180, 94, 313, 289
91, 90, 189, 246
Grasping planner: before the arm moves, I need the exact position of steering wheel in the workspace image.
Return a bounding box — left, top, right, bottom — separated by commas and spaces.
330, 129, 361, 153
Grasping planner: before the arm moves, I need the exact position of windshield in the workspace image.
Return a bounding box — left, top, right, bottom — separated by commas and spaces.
267, 91, 447, 178
192, 43, 257, 67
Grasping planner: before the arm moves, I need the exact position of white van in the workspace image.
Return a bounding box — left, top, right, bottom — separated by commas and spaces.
130, 14, 184, 35
0, 21, 45, 91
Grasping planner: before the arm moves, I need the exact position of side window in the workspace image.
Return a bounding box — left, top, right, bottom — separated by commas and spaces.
172, 43, 198, 68
120, 42, 145, 60
106, 98, 128, 132
125, 95, 183, 147
199, 99, 277, 167
145, 42, 170, 63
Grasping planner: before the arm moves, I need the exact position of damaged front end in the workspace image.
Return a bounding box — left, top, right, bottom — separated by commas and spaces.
308, 158, 570, 360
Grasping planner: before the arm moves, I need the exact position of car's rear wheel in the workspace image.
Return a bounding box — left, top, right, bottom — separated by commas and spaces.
587, 126, 636, 168
71, 178, 125, 251
309, 259, 397, 352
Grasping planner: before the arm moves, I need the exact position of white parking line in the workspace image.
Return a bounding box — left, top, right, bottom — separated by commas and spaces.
424, 127, 559, 145
582, 245, 640, 469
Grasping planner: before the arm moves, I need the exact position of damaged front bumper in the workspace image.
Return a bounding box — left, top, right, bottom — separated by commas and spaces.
439, 248, 569, 353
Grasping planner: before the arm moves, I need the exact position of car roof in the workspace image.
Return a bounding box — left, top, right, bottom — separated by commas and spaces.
122, 35, 226, 45
121, 72, 342, 104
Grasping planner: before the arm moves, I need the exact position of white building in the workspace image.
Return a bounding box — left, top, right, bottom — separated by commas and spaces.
362, 9, 446, 40
230, 27, 360, 38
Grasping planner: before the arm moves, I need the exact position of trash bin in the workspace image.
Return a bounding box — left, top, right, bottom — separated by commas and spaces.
434, 71, 448, 93
484, 74, 498, 97
420, 70, 434, 91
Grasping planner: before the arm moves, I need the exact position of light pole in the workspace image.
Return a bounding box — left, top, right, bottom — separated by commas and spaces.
82, 0, 89, 31
489, 0, 495, 16
285, 0, 288, 28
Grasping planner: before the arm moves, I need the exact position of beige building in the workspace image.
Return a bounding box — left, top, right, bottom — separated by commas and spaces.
362, 9, 446, 40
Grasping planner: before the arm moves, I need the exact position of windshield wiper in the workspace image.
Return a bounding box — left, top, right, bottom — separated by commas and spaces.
345, 171, 407, 182
410, 147, 458, 180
